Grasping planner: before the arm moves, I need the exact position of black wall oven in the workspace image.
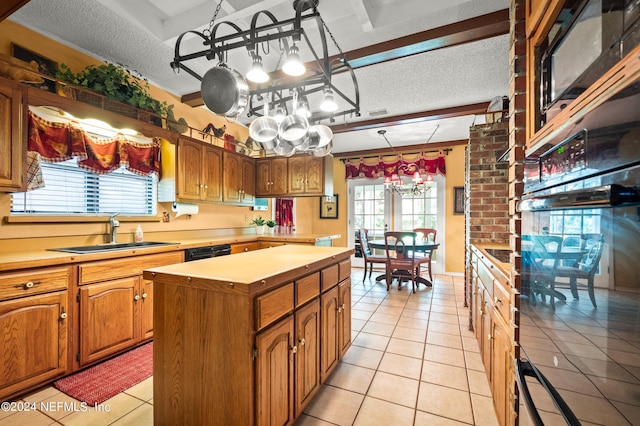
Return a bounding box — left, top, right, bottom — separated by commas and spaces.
517, 71, 640, 423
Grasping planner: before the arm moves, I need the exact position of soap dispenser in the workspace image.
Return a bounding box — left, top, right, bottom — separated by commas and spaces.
134, 225, 144, 243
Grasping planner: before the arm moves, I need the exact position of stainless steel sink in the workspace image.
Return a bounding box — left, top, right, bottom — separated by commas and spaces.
49, 241, 179, 254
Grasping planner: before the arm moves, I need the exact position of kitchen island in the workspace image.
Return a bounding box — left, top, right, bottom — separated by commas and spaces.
143, 245, 353, 426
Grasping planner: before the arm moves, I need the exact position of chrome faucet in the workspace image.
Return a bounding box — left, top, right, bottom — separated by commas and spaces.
109, 213, 120, 244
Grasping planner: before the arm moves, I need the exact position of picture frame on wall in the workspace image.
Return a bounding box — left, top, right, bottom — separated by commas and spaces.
454, 186, 465, 215
320, 195, 338, 219
11, 43, 57, 93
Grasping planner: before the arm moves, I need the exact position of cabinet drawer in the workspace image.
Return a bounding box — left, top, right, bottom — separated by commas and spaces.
255, 283, 294, 330
79, 251, 183, 284
259, 242, 285, 249
321, 265, 339, 292
0, 266, 70, 301
338, 259, 351, 282
492, 278, 510, 323
296, 272, 319, 307
231, 242, 261, 254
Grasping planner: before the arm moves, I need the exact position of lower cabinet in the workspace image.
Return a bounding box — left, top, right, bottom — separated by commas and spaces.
148, 248, 352, 426
0, 291, 68, 400
76, 251, 183, 367
469, 245, 513, 426
79, 277, 144, 366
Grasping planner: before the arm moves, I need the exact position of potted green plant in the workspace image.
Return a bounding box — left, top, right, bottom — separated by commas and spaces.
265, 219, 277, 235
55, 61, 173, 124
251, 216, 266, 235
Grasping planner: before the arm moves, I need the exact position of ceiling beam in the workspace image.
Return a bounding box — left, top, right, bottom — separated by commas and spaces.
181, 9, 509, 107
335, 139, 468, 159
0, 0, 30, 22
328, 102, 489, 134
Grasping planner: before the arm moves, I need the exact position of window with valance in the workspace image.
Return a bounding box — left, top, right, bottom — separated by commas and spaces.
344, 151, 446, 181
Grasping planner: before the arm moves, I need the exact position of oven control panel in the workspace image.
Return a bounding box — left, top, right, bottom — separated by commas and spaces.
540, 134, 587, 181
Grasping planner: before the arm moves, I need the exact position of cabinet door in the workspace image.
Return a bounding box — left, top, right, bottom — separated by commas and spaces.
287, 157, 305, 194
295, 299, 320, 416
0, 78, 26, 192
271, 158, 288, 195
491, 313, 511, 426
256, 159, 272, 196
320, 286, 339, 382
79, 277, 139, 366
241, 157, 255, 205
304, 157, 324, 194
255, 316, 294, 426
201, 145, 222, 202
177, 139, 203, 201
0, 291, 68, 400
140, 279, 153, 341
338, 278, 352, 358
223, 152, 241, 203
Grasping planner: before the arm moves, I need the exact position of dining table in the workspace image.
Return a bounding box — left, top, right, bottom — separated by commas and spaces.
367, 239, 440, 287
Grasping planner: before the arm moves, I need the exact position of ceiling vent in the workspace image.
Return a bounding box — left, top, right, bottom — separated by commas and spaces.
367, 109, 388, 117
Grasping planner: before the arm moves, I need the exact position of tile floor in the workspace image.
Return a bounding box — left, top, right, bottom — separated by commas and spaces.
0, 267, 498, 426
519, 284, 640, 425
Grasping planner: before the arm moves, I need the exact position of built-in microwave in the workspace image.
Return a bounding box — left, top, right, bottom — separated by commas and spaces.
539, 0, 640, 125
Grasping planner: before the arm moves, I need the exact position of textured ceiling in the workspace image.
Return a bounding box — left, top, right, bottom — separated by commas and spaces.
9, 0, 510, 154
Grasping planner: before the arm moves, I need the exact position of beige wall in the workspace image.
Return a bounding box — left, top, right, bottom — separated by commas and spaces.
0, 20, 467, 273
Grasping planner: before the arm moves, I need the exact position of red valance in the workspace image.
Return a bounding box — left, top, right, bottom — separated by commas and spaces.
27, 111, 160, 177
345, 152, 446, 180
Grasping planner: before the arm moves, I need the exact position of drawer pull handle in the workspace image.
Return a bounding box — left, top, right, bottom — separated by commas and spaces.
299, 338, 306, 346
16, 281, 41, 290
134, 293, 140, 301
60, 308, 67, 320
142, 292, 148, 299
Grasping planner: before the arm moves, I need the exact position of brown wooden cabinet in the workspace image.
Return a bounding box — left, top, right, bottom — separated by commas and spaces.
256, 157, 288, 196
0, 265, 71, 401
288, 156, 324, 195
469, 245, 513, 426
159, 137, 222, 203
146, 245, 353, 426
77, 251, 182, 367
223, 151, 255, 206
230, 241, 261, 254
0, 76, 27, 192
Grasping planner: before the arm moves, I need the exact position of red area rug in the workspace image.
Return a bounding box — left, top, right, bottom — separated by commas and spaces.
54, 342, 153, 406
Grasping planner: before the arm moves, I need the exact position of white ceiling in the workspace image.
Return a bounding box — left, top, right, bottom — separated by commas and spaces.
8, 0, 510, 154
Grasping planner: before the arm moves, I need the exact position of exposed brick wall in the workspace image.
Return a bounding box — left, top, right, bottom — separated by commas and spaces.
467, 121, 510, 243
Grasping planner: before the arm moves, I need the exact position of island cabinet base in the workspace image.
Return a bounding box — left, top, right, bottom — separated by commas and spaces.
145, 245, 353, 426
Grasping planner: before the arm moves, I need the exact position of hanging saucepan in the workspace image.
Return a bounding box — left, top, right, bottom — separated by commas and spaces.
273, 136, 297, 157
312, 124, 333, 148
278, 90, 309, 147
249, 100, 279, 150
201, 63, 249, 118
312, 140, 333, 157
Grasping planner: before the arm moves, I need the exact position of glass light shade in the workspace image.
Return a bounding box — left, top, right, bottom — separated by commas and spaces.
412, 171, 422, 183
320, 88, 338, 112
282, 45, 306, 76
246, 56, 269, 83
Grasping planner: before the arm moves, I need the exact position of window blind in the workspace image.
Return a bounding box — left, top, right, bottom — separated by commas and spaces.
11, 158, 157, 215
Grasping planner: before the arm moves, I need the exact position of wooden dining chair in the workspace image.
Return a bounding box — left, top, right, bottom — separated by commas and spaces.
521, 235, 563, 309
413, 228, 436, 282
554, 233, 604, 308
384, 231, 422, 293
358, 228, 387, 282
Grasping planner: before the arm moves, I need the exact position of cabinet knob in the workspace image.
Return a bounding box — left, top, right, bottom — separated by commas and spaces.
299, 338, 306, 346
290, 345, 297, 354
494, 297, 503, 306
134, 293, 140, 301
204, 185, 208, 189
244, 247, 249, 252
487, 333, 493, 340
60, 308, 67, 320
16, 280, 40, 290
337, 306, 342, 313
142, 292, 148, 299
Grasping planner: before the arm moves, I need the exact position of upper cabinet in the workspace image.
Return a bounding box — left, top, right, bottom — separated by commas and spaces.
288, 156, 324, 196
256, 157, 288, 197
0, 77, 26, 192
223, 151, 255, 206
158, 137, 223, 203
